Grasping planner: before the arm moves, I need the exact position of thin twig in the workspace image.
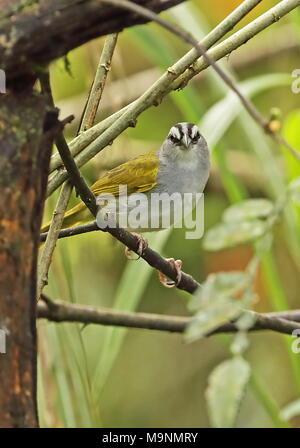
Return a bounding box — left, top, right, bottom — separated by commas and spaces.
37, 181, 73, 298
37, 298, 300, 336
38, 71, 75, 299
55, 133, 98, 216
47, 0, 300, 195
78, 33, 118, 133
40, 221, 99, 242
104, 0, 300, 159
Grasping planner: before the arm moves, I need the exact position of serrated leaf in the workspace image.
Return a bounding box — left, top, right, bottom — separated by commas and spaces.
223, 199, 274, 223
206, 357, 251, 428
203, 220, 267, 251
280, 398, 300, 421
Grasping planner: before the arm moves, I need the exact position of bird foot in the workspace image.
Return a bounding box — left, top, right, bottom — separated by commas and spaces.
158, 258, 183, 288
125, 233, 148, 260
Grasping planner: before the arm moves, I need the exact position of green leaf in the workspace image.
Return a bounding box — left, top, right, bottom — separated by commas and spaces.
186, 272, 251, 341
206, 357, 251, 428
185, 297, 242, 342
234, 310, 257, 331
203, 220, 267, 251
280, 398, 300, 421
189, 271, 249, 311
223, 199, 274, 223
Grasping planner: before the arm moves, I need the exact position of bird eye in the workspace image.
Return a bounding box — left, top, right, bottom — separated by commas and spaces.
169, 135, 180, 144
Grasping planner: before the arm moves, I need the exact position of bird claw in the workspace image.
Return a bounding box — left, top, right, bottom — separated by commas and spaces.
125, 233, 148, 260
158, 258, 183, 288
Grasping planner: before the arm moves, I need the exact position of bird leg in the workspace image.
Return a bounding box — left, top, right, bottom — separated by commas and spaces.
125, 233, 148, 260
158, 258, 183, 288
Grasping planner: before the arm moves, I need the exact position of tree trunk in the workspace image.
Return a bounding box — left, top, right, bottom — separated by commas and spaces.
0, 90, 59, 427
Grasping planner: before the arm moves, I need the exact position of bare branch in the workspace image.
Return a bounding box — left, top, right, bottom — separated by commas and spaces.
40, 222, 99, 242
37, 181, 73, 299
78, 33, 119, 133
55, 133, 98, 216
37, 299, 300, 336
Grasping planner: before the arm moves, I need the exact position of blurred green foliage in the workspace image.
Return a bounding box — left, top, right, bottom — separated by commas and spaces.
39, 0, 300, 428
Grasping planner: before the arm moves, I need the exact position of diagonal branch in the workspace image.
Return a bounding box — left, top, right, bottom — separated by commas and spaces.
78, 33, 119, 133
37, 298, 300, 336
37, 181, 73, 298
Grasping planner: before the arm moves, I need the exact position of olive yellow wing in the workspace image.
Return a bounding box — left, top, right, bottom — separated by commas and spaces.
91, 152, 159, 196
41, 152, 159, 232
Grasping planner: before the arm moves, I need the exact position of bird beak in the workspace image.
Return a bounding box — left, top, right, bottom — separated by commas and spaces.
182, 135, 190, 149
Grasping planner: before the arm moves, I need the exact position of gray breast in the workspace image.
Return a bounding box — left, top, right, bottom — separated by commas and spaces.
154, 153, 210, 196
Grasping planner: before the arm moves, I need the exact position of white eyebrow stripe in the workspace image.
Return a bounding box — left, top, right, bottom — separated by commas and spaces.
170, 126, 181, 140
190, 126, 199, 138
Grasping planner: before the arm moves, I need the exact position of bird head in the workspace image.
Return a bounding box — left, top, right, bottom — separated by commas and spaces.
159, 122, 209, 163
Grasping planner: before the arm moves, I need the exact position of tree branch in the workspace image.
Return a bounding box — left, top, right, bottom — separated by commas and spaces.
37, 298, 300, 336
78, 33, 119, 133
1, 0, 184, 85
40, 221, 99, 242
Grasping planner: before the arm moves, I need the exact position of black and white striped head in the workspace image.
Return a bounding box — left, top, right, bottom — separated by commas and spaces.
159, 122, 209, 164
167, 122, 203, 149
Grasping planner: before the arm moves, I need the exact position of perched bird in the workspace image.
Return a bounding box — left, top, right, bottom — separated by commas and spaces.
41, 122, 210, 285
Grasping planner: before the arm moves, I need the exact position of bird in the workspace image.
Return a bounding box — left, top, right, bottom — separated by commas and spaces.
41, 122, 210, 286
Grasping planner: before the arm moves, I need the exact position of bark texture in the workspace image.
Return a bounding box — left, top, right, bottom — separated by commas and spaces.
0, 91, 58, 427
0, 0, 184, 85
